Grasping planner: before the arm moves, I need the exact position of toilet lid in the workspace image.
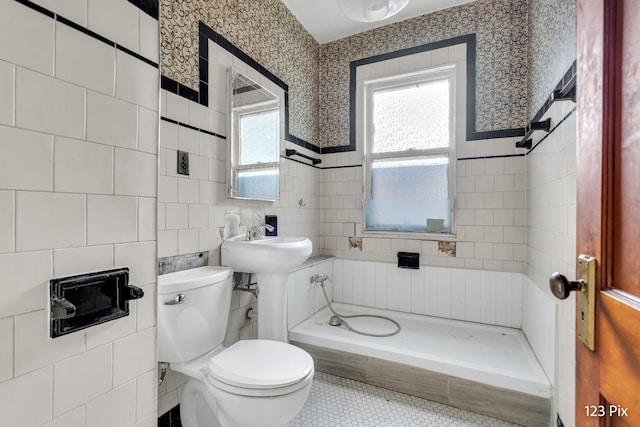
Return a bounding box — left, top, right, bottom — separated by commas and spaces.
207, 340, 313, 389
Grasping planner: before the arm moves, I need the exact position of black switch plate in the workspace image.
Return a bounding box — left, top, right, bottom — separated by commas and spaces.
177, 150, 189, 175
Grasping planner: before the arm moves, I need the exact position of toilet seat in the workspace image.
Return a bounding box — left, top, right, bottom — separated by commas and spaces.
206, 340, 314, 397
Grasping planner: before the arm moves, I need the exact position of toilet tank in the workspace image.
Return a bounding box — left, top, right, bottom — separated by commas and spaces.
157, 266, 233, 363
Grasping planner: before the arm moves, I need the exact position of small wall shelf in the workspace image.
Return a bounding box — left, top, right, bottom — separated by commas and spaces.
516, 118, 551, 149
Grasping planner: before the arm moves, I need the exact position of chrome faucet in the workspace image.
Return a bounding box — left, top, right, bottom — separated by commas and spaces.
245, 224, 275, 241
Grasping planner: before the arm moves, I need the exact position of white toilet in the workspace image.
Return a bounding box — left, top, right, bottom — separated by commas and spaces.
157, 266, 314, 427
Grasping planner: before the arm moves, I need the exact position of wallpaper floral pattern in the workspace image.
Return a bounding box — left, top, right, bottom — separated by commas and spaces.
160, 0, 319, 144
319, 0, 530, 148
161, 0, 534, 150
527, 0, 576, 120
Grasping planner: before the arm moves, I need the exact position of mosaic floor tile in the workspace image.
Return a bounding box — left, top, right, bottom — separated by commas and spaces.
290, 372, 519, 427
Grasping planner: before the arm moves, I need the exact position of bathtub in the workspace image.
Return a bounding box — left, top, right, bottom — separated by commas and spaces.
289, 303, 552, 426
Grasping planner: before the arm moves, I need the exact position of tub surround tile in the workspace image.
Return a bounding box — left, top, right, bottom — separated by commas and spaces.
88, 0, 140, 53
53, 245, 114, 277
85, 380, 137, 427
113, 328, 156, 387
0, 60, 14, 125
42, 407, 85, 427
86, 194, 138, 245
86, 90, 138, 149
54, 136, 114, 194
0, 317, 13, 382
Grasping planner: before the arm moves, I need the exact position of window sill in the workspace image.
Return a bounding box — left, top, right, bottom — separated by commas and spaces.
361, 229, 457, 241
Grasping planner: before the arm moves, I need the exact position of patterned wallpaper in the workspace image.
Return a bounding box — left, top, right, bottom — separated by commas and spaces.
160, 0, 319, 144
161, 0, 531, 150
527, 0, 576, 120
319, 0, 529, 148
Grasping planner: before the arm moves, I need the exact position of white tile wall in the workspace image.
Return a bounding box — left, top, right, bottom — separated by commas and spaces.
524, 103, 577, 427
0, 2, 159, 426
330, 259, 522, 328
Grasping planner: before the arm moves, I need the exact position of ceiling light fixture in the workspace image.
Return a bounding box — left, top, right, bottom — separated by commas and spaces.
337, 0, 410, 22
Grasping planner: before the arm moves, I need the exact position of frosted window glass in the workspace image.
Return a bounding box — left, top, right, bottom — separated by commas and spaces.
239, 109, 279, 165
372, 79, 449, 153
371, 157, 448, 200
237, 169, 279, 199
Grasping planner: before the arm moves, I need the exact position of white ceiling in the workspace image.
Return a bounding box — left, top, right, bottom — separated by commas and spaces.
281, 0, 476, 44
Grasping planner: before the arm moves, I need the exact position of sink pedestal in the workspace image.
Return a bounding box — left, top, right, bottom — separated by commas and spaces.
256, 273, 289, 342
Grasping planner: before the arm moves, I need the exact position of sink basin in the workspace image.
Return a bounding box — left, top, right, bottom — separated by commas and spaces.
221, 234, 312, 274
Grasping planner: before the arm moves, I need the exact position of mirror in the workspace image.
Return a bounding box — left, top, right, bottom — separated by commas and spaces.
228, 69, 280, 201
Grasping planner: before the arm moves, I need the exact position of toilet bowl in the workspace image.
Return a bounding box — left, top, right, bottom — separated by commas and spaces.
157, 267, 314, 427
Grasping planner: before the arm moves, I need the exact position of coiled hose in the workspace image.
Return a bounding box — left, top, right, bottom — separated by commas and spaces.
319, 280, 401, 337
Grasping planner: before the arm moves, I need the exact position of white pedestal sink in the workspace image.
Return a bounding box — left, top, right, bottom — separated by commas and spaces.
221, 235, 312, 342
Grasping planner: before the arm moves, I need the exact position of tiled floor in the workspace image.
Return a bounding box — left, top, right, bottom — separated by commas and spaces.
290, 372, 520, 427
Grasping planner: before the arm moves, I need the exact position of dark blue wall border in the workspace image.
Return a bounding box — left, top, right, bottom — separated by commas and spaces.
343, 34, 526, 155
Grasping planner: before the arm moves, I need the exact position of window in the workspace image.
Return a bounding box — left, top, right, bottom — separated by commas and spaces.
363, 66, 455, 234
234, 105, 280, 199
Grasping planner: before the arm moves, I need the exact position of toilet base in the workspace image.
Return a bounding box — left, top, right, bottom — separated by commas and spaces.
179, 372, 313, 427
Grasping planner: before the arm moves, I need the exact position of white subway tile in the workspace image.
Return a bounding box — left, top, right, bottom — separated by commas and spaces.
0, 250, 52, 316
495, 272, 513, 327
14, 310, 84, 376
85, 313, 136, 351
165, 203, 188, 230
115, 148, 157, 197
88, 0, 139, 52
53, 245, 114, 277
44, 0, 89, 20
0, 1, 54, 75
0, 366, 52, 426
189, 102, 209, 131
113, 328, 156, 386
0, 317, 12, 382
87, 195, 137, 245
165, 91, 189, 123
159, 176, 178, 203
0, 125, 53, 191
139, 107, 159, 154
136, 369, 158, 420
54, 136, 113, 194
157, 230, 178, 257
352, 260, 364, 306
137, 283, 157, 331
178, 126, 200, 154
115, 50, 158, 111
189, 204, 209, 228
160, 120, 179, 149
139, 12, 159, 64
114, 241, 157, 286
87, 90, 138, 149
138, 197, 157, 241
56, 22, 115, 95
42, 407, 84, 427
178, 229, 199, 254
16, 192, 85, 251
53, 344, 112, 417
450, 269, 466, 320
189, 154, 209, 181
178, 177, 199, 203
0, 60, 14, 126
16, 68, 84, 138
0, 190, 14, 253
85, 380, 137, 427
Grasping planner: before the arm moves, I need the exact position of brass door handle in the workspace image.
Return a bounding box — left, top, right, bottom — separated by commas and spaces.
549, 272, 586, 300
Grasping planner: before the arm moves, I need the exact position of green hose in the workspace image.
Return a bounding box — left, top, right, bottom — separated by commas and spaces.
320, 282, 401, 337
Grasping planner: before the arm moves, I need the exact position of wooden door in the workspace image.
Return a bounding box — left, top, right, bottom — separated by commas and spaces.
576, 0, 640, 425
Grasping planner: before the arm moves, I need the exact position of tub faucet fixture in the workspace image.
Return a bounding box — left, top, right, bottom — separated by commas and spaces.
310, 274, 331, 286
246, 224, 275, 241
